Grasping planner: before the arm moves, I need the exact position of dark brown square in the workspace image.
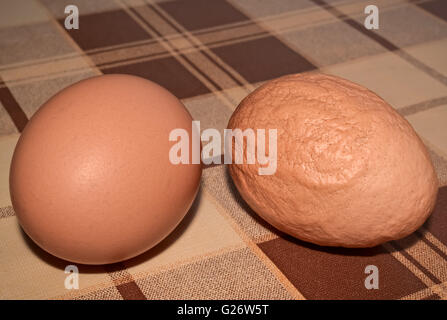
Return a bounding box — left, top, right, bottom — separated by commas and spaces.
0, 85, 28, 132
158, 0, 249, 31
211, 36, 316, 83
101, 57, 210, 99
418, 0, 447, 21
258, 237, 427, 299
60, 10, 150, 50
424, 186, 447, 245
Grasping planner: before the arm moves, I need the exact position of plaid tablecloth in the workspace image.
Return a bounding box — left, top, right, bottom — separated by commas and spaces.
1, 0, 446, 300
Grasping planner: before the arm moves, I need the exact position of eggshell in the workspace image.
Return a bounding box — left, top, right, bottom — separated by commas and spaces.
10, 74, 201, 264
228, 73, 438, 248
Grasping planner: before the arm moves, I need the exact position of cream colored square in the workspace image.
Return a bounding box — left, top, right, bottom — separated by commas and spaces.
7, 70, 98, 119
322, 52, 447, 109
0, 134, 19, 208
0, 216, 113, 299
260, 5, 336, 35
406, 105, 447, 156
405, 38, 447, 77
169, 36, 192, 51
125, 190, 245, 278
0, 0, 49, 29
1, 56, 92, 84
135, 247, 293, 299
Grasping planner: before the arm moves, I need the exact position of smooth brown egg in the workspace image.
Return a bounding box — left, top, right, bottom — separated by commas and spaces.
10, 74, 201, 265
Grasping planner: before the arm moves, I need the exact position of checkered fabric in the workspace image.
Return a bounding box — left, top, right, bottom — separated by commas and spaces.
1, 0, 446, 300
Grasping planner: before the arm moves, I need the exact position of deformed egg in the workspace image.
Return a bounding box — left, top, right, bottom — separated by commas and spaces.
227, 73, 438, 248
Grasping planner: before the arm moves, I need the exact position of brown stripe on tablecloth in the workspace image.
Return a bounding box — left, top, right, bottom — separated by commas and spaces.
214, 0, 317, 83
383, 244, 446, 298
93, 42, 171, 69
0, 0, 430, 89
54, 5, 212, 100
4, 27, 267, 89
388, 241, 442, 284
417, 0, 447, 22
124, 7, 222, 93
158, 0, 249, 32
422, 293, 441, 300
258, 236, 427, 299
399, 96, 447, 116
124, 3, 255, 108
309, 0, 447, 86
415, 231, 447, 261
58, 9, 151, 51
0, 0, 352, 90
104, 262, 146, 300
102, 55, 210, 99
1, 0, 313, 76
391, 233, 447, 290
0, 79, 28, 132
400, 281, 446, 300
210, 35, 316, 84
54, 4, 216, 98
120, 3, 315, 97
92, 26, 269, 70
115, 281, 146, 300
148, 2, 246, 88
420, 227, 447, 257
0, 1, 316, 80
0, 206, 15, 219
195, 25, 268, 49
0, 22, 265, 79
424, 186, 447, 245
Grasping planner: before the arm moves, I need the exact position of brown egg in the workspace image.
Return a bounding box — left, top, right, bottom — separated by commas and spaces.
228, 73, 438, 248
10, 74, 201, 264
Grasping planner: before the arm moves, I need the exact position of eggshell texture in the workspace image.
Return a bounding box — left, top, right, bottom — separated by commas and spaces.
10, 74, 201, 264
228, 73, 438, 248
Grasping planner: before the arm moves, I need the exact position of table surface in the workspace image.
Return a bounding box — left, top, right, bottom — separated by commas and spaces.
0, 0, 446, 300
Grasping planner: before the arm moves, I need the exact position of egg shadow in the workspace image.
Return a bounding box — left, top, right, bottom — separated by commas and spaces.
223, 165, 281, 234
274, 231, 420, 257
17, 185, 202, 273
223, 166, 421, 257
18, 226, 105, 274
